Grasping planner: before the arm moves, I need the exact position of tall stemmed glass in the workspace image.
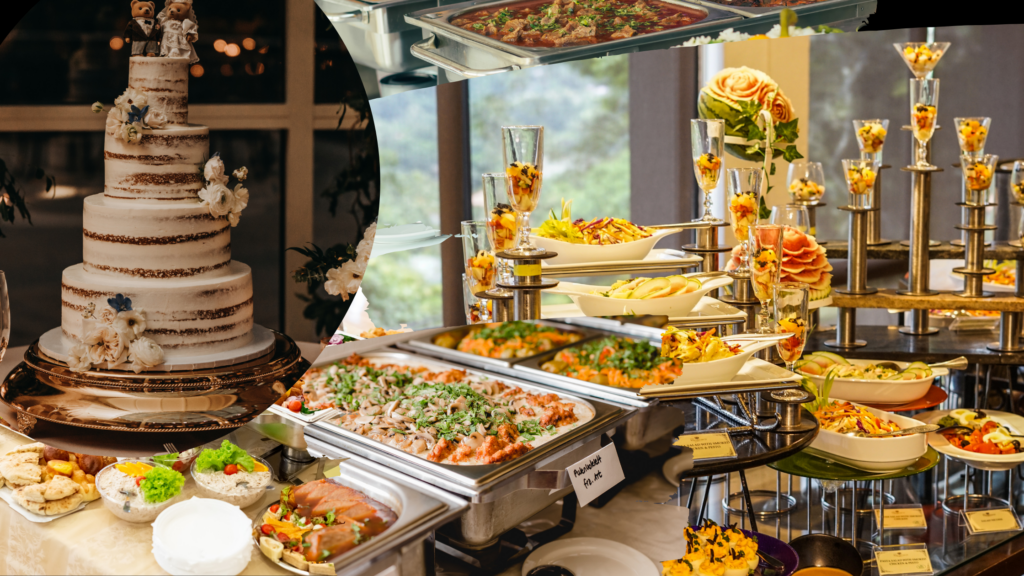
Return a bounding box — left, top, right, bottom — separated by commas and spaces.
727, 168, 762, 275
691, 119, 725, 222
463, 273, 490, 324
501, 126, 544, 255
894, 42, 950, 78
773, 282, 809, 372
0, 272, 8, 363
750, 224, 783, 334
909, 79, 940, 169
770, 205, 810, 234
787, 160, 825, 205
461, 220, 497, 310
852, 119, 889, 166
482, 173, 516, 287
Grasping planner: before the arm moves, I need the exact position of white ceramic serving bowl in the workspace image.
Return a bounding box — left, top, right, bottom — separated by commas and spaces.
808, 404, 928, 473
668, 338, 779, 386
570, 275, 733, 318
530, 228, 683, 265
925, 410, 1024, 471
801, 359, 947, 405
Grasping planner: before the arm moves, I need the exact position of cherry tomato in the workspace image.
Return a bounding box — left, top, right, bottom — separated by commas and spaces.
277, 532, 291, 543
284, 512, 292, 521
292, 545, 302, 553
224, 464, 238, 475
172, 461, 184, 472
270, 504, 280, 513
135, 476, 144, 487
287, 399, 302, 413
260, 524, 274, 535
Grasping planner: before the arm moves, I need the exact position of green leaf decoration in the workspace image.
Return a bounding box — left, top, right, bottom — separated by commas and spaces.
781, 145, 804, 163
775, 119, 800, 143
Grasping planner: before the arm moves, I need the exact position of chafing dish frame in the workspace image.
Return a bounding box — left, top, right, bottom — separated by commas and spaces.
316, 0, 440, 73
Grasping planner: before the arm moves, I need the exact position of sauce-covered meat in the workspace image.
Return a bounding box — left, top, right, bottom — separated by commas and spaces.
450, 0, 705, 48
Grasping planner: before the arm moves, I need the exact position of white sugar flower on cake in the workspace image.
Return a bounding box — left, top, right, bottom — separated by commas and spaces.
66, 293, 165, 374
67, 344, 93, 373
129, 337, 165, 374
198, 155, 250, 227
199, 183, 235, 217
204, 155, 229, 186
323, 222, 377, 300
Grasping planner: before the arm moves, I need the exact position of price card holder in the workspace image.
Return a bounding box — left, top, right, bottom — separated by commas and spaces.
960, 506, 1023, 536
566, 443, 626, 507
673, 432, 738, 462
873, 504, 928, 530
872, 543, 934, 576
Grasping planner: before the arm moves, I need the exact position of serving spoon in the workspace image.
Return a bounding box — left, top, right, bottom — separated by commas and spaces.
873, 356, 968, 372
859, 424, 973, 438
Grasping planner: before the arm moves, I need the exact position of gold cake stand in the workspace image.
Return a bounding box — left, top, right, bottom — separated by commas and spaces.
0, 331, 309, 437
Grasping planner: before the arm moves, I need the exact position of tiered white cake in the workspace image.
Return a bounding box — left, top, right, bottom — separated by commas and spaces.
47, 57, 270, 370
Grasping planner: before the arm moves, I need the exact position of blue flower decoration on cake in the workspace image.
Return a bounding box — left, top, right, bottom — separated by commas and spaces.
108, 294, 133, 312
127, 105, 149, 125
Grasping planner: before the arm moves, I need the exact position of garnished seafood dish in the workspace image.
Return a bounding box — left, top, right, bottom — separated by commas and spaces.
595, 275, 703, 300
536, 199, 653, 245
307, 355, 593, 465
541, 335, 683, 388
192, 440, 273, 508
795, 351, 932, 381
95, 459, 185, 522
855, 121, 888, 154
661, 327, 740, 363
661, 519, 760, 576
506, 161, 542, 212
957, 119, 989, 153
911, 104, 937, 142
694, 153, 722, 190
845, 165, 876, 195
963, 159, 993, 191
788, 177, 825, 202
814, 400, 906, 437
487, 203, 518, 252
938, 410, 1024, 455
256, 479, 396, 572
432, 320, 584, 359
466, 250, 497, 294
728, 190, 758, 241
902, 44, 944, 75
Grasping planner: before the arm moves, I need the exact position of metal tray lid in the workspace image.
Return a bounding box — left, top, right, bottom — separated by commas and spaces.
691, 0, 867, 17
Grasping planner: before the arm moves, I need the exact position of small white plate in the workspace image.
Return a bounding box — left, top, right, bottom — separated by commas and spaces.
540, 249, 702, 273
267, 402, 338, 424
924, 410, 1024, 471
522, 537, 660, 576
0, 486, 90, 523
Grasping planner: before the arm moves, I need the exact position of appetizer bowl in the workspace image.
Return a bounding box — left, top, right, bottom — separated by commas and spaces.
530, 228, 683, 265
95, 459, 187, 523
801, 358, 945, 405
925, 410, 1024, 471
191, 454, 274, 509
808, 404, 928, 473
571, 275, 733, 318
670, 339, 781, 386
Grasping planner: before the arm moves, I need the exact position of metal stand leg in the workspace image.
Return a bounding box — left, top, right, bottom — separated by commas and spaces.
738, 470, 759, 533
852, 482, 858, 550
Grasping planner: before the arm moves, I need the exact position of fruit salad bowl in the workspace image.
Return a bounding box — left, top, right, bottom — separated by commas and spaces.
552, 274, 734, 318
531, 227, 683, 265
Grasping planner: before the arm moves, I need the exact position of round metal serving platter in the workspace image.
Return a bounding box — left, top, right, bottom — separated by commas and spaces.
0, 332, 309, 433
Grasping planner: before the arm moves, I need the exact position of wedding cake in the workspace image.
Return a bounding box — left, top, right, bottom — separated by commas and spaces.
41, 56, 271, 373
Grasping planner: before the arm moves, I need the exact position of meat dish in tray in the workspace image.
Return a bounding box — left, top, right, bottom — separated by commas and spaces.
302, 355, 595, 466
449, 0, 708, 48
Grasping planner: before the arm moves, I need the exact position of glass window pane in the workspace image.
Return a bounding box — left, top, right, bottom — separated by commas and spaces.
0, 0, 286, 105
313, 9, 363, 105
0, 130, 284, 346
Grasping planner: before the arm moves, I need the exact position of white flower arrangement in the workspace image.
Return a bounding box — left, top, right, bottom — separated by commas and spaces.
678, 25, 841, 48
66, 294, 166, 374
323, 222, 376, 301
198, 154, 249, 227
102, 87, 171, 145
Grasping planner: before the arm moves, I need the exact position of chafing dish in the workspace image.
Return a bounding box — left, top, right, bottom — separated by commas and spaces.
316, 0, 438, 73
404, 0, 742, 79
304, 348, 634, 548
692, 0, 874, 20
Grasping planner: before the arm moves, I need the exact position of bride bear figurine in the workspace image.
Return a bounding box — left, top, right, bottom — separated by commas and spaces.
158, 0, 199, 64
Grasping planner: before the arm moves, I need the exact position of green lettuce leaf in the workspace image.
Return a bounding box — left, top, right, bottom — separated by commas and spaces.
140, 466, 185, 504
194, 440, 256, 473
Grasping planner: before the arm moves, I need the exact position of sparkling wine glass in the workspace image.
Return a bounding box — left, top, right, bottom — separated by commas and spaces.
691, 119, 725, 222
842, 159, 877, 210
770, 205, 810, 234
773, 282, 809, 371
482, 173, 516, 287
787, 160, 825, 205
852, 119, 889, 165
462, 221, 497, 299
727, 168, 762, 275
749, 224, 783, 334
0, 272, 8, 363
960, 154, 999, 206
501, 126, 544, 255
895, 42, 950, 79
909, 78, 940, 168
1011, 161, 1024, 206
954, 117, 991, 159
463, 273, 490, 324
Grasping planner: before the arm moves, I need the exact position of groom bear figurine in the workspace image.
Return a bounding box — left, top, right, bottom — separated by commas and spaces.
125, 1, 162, 57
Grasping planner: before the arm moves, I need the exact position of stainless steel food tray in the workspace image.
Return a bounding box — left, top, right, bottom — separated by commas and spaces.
404, 0, 742, 78
692, 0, 873, 20
316, 0, 439, 73
304, 349, 634, 500
254, 449, 468, 575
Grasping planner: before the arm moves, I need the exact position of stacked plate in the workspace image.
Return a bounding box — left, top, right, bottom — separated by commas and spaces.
152, 498, 253, 575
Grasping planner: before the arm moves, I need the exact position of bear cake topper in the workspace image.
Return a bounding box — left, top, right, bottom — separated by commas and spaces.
124, 0, 199, 63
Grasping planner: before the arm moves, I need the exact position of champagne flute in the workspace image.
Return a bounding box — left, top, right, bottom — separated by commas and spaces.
770, 205, 810, 234
0, 271, 8, 363
909, 78, 940, 168
463, 273, 490, 324
691, 119, 725, 222
727, 168, 762, 275
773, 282, 809, 371
482, 173, 517, 286
750, 224, 783, 334
501, 126, 544, 255
787, 160, 826, 204
462, 221, 497, 299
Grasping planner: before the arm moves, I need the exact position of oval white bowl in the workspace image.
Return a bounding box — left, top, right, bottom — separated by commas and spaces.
800, 358, 946, 405
667, 339, 779, 386
808, 404, 928, 473
925, 410, 1024, 471
531, 228, 683, 265
571, 275, 734, 317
